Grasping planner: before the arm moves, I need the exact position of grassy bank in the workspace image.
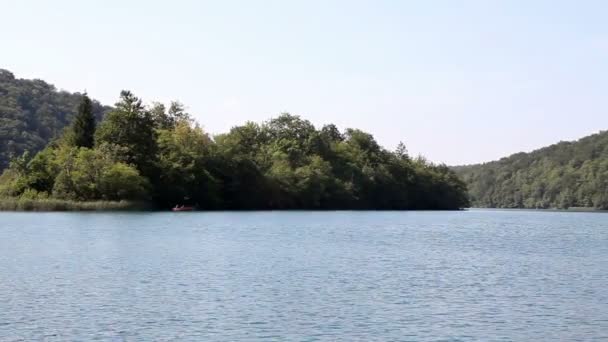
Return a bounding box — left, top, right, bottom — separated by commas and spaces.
0, 198, 151, 211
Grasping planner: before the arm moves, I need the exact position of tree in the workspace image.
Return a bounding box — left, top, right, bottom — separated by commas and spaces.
396, 142, 409, 160
156, 121, 219, 207
168, 101, 192, 124
149, 102, 171, 129
320, 124, 344, 143
98, 163, 149, 201
51, 147, 149, 201
150, 101, 192, 129
95, 91, 158, 180
266, 113, 316, 167
69, 94, 96, 148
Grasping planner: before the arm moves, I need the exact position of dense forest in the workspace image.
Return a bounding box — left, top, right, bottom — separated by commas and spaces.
454, 131, 608, 210
0, 76, 469, 210
0, 69, 109, 170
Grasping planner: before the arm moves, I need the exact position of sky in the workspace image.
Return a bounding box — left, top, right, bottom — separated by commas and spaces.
2, 0, 608, 165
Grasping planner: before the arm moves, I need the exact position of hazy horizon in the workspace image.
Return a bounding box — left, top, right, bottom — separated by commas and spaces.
3, 0, 608, 165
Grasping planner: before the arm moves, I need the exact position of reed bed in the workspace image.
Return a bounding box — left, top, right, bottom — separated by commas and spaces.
0, 198, 151, 211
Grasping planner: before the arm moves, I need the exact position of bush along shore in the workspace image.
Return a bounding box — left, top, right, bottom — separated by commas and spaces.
0, 198, 150, 211
0, 91, 470, 211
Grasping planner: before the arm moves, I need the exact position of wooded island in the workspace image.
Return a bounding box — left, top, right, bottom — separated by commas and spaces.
0, 72, 469, 210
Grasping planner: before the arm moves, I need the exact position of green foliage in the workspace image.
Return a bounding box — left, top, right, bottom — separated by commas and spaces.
69, 94, 96, 148
0, 76, 470, 210
210, 113, 469, 210
0, 69, 108, 170
454, 131, 608, 210
51, 147, 149, 201
98, 163, 149, 201
150, 101, 192, 129
0, 197, 148, 211
95, 91, 158, 180
156, 121, 220, 207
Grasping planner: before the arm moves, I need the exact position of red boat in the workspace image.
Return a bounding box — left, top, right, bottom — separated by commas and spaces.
172, 205, 195, 212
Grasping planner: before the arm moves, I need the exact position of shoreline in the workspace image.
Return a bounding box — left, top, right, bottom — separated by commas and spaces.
4, 199, 605, 213
0, 198, 151, 211
467, 207, 608, 213
0, 198, 468, 212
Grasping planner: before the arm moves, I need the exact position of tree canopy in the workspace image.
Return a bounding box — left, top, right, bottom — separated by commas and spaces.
0, 86, 469, 210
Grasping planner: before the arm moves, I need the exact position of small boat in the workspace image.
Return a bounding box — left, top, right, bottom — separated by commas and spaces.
172, 205, 195, 212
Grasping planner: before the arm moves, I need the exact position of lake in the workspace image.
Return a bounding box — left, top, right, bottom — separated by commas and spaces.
1, 210, 607, 341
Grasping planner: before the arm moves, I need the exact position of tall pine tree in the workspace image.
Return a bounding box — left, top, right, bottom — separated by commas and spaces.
71, 94, 96, 148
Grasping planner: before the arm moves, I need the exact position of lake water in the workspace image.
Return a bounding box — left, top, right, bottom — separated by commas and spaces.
0, 210, 607, 341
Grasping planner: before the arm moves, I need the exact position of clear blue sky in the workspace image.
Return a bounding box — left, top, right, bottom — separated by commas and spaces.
3, 0, 608, 165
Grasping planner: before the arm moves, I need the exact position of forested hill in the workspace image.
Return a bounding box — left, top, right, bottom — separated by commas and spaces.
454, 131, 608, 210
0, 69, 108, 170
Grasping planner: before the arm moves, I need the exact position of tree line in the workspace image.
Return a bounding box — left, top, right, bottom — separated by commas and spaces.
0, 91, 469, 210
454, 131, 608, 210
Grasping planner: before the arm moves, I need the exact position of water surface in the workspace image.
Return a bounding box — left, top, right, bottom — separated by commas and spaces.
1, 210, 607, 340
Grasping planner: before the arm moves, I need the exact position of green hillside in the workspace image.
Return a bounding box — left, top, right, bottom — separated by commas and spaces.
0, 69, 108, 170
454, 131, 608, 209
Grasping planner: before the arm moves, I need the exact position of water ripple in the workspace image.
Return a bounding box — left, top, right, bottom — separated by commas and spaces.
0, 210, 607, 340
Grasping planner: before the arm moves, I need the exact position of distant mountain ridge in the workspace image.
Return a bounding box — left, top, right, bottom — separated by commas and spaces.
454, 131, 608, 210
0, 69, 108, 169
